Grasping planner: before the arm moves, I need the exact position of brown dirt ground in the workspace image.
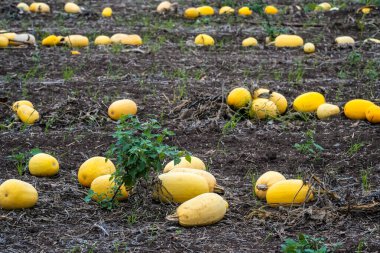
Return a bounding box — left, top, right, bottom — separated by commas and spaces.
1, 1, 380, 252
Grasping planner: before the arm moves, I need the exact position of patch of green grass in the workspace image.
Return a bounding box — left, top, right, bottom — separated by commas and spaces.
360, 169, 371, 191
281, 233, 342, 253
347, 142, 364, 156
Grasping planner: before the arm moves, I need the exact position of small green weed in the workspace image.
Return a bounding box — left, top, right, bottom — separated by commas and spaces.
8, 148, 43, 175
294, 130, 324, 158
281, 233, 342, 253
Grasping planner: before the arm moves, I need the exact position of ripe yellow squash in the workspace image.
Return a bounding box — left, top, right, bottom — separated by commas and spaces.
30, 2, 50, 13
157, 1, 172, 13
90, 175, 129, 201
108, 99, 137, 120
317, 103, 340, 120
253, 88, 288, 114
167, 193, 228, 227
12, 100, 33, 112
194, 34, 214, 46
64, 2, 81, 14
226, 87, 252, 109
154, 172, 209, 203
184, 8, 199, 19
11, 33, 36, 46
344, 99, 375, 120
0, 35, 9, 48
249, 98, 278, 119
16, 105, 40, 124
17, 2, 30, 12
65, 35, 89, 48
238, 7, 252, 16
274, 34, 304, 47
163, 156, 206, 173
304, 43, 315, 53
197, 6, 214, 16
365, 105, 380, 123
293, 92, 325, 112
0, 179, 38, 209
77, 156, 116, 187
168, 168, 224, 193
335, 36, 355, 45
219, 6, 234, 15
94, 35, 112, 45
242, 37, 258, 47
102, 7, 112, 17
121, 34, 143, 46
29, 153, 59, 177
255, 171, 286, 200
42, 35, 62, 46
264, 5, 278, 15
266, 179, 313, 206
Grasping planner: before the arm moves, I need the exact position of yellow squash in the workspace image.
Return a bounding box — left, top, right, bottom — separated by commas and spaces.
154, 172, 209, 203
274, 34, 304, 47
108, 99, 137, 120
194, 34, 214, 46
163, 156, 206, 173
335, 36, 355, 45
90, 175, 129, 201
16, 105, 40, 124
226, 87, 252, 109
42, 35, 62, 46
121, 34, 143, 46
168, 168, 224, 193
317, 103, 340, 120
157, 1, 172, 13
167, 193, 228, 227
17, 2, 30, 12
249, 98, 278, 119
77, 156, 116, 187
102, 7, 112, 17
344, 99, 375, 120
28, 153, 59, 177
238, 7, 252, 16
94, 35, 112, 45
64, 2, 81, 14
293, 92, 325, 112
266, 179, 313, 206
64, 35, 89, 48
365, 105, 380, 123
184, 8, 199, 19
253, 88, 288, 114
264, 5, 278, 15
315, 2, 331, 11
30, 2, 50, 13
219, 6, 234, 15
242, 37, 258, 47
0, 35, 8, 48
255, 171, 286, 200
197, 6, 214, 16
12, 100, 33, 112
304, 42, 315, 53
0, 179, 38, 209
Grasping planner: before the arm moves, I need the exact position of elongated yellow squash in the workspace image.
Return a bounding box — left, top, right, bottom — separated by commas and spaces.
266, 179, 313, 206
274, 35, 304, 47
0, 179, 38, 209
344, 99, 375, 120
317, 103, 340, 120
64, 2, 81, 14
64, 35, 89, 48
293, 92, 325, 112
163, 156, 206, 173
255, 171, 286, 200
167, 193, 228, 226
335, 36, 355, 45
197, 6, 214, 16
194, 34, 214, 46
168, 168, 224, 193
153, 172, 209, 203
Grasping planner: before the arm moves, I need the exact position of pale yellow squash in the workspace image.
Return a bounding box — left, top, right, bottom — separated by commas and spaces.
317, 103, 340, 120
163, 156, 206, 173
0, 179, 38, 209
249, 98, 278, 119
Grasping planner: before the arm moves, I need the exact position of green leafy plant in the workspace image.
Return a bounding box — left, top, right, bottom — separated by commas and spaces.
281, 233, 341, 253
86, 115, 187, 208
8, 148, 43, 175
294, 130, 324, 158
347, 142, 364, 156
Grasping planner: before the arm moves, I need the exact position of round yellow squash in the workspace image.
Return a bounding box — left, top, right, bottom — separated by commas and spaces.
29, 153, 59, 177
94, 35, 112, 45
184, 8, 199, 19
361, 7, 371, 14
0, 179, 38, 210
317, 103, 340, 120
77, 156, 116, 187
242, 37, 258, 47
12, 100, 33, 112
264, 5, 278, 15
255, 171, 286, 200
249, 98, 278, 119
344, 99, 375, 120
194, 34, 215, 46
274, 34, 304, 48
65, 35, 89, 48
293, 92, 325, 112
163, 156, 206, 173
266, 179, 313, 206
64, 2, 81, 14
197, 6, 214, 16
121, 34, 143, 46
90, 175, 129, 201
16, 105, 40, 124
102, 7, 112, 17
253, 88, 288, 114
238, 7, 252, 16
304, 43, 315, 53
17, 2, 30, 12
169, 193, 228, 227
219, 6, 234, 15
168, 168, 224, 193
154, 172, 209, 203
365, 105, 380, 124
108, 99, 137, 120
226, 87, 252, 110
0, 35, 9, 48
